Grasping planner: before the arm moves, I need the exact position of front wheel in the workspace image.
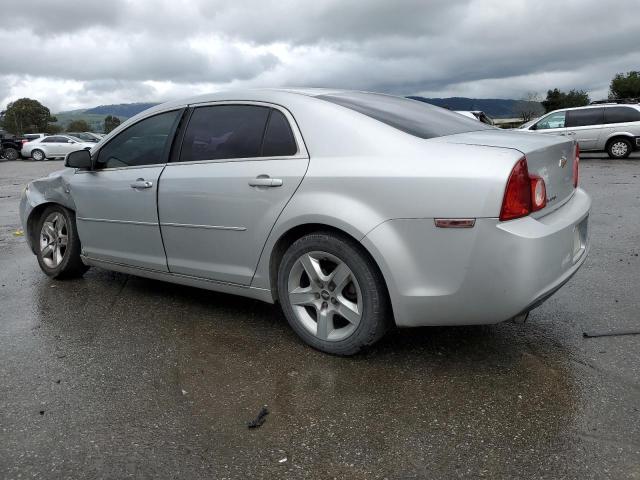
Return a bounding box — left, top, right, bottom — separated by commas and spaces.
35, 205, 89, 279
277, 231, 391, 355
607, 138, 632, 159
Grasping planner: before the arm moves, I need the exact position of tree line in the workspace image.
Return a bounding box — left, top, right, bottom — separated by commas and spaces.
516, 71, 640, 121
0, 99, 121, 136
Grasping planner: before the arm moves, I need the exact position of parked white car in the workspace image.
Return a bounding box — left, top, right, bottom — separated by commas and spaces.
66, 132, 104, 143
23, 133, 47, 142
21, 135, 94, 161
519, 103, 640, 158
455, 110, 494, 125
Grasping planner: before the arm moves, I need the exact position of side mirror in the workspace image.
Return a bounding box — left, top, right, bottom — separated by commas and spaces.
65, 149, 92, 169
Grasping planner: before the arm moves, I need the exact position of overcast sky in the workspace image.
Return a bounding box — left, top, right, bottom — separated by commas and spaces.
0, 0, 638, 112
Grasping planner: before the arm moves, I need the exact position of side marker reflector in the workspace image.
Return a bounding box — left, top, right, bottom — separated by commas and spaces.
434, 219, 476, 228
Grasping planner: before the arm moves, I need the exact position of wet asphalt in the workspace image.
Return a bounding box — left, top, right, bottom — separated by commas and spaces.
0, 155, 639, 479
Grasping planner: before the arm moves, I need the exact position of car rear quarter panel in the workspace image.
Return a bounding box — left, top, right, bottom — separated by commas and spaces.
251, 137, 522, 292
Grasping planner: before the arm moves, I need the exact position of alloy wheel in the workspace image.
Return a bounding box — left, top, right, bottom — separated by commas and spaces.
611, 141, 628, 157
287, 251, 363, 341
40, 212, 68, 268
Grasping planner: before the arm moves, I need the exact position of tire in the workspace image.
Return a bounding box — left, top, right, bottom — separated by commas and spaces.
607, 137, 632, 159
3, 147, 19, 161
35, 205, 89, 279
277, 231, 391, 355
31, 149, 46, 161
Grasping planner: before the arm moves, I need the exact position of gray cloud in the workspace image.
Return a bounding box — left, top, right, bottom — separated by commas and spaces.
0, 0, 638, 111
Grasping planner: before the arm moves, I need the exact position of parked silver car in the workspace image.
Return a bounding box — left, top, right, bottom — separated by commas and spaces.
519, 103, 640, 158
20, 89, 590, 355
21, 135, 94, 161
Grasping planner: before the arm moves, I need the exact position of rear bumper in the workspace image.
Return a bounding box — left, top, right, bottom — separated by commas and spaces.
361, 188, 591, 327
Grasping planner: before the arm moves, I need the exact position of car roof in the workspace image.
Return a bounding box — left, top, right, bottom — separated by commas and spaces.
137, 88, 380, 115
548, 103, 640, 114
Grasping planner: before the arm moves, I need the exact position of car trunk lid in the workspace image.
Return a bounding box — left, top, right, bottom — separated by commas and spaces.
435, 130, 577, 217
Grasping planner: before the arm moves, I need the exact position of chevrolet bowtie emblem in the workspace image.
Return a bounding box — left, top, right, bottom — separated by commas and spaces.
559, 155, 568, 168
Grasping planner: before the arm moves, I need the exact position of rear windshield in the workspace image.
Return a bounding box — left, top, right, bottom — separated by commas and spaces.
317, 92, 494, 139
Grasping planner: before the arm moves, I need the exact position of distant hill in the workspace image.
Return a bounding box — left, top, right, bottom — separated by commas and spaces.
84, 103, 159, 117
53, 102, 160, 132
52, 97, 539, 133
407, 96, 542, 119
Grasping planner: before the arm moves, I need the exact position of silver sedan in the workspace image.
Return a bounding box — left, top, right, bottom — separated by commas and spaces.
21, 135, 94, 161
19, 89, 591, 355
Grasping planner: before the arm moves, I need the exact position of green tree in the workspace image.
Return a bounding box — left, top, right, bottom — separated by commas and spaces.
45, 123, 63, 134
515, 91, 544, 122
1, 98, 56, 134
541, 88, 590, 113
67, 119, 92, 132
104, 115, 121, 134
609, 71, 640, 99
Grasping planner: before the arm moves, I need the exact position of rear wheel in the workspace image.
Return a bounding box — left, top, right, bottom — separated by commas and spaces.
31, 149, 45, 161
36, 205, 89, 279
3, 147, 19, 161
607, 138, 632, 159
277, 231, 391, 355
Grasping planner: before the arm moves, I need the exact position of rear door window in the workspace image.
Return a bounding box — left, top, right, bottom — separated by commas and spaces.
604, 106, 640, 124
318, 92, 493, 139
565, 108, 604, 127
179, 105, 270, 162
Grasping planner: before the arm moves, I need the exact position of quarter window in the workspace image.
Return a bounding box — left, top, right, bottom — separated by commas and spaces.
262, 110, 297, 157
565, 108, 604, 128
179, 105, 270, 162
604, 107, 640, 124
535, 111, 566, 130
96, 110, 181, 168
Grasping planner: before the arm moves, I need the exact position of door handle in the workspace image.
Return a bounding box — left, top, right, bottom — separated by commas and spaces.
248, 176, 283, 187
130, 178, 153, 189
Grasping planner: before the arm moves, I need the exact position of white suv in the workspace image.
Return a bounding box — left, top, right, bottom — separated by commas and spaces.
520, 103, 640, 158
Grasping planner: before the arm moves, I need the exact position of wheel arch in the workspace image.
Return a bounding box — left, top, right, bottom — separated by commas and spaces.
267, 222, 393, 319
26, 202, 74, 254
605, 133, 635, 149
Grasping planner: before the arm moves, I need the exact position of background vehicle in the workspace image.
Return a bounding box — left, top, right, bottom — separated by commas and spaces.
455, 110, 495, 125
21, 135, 93, 161
20, 89, 590, 355
23, 133, 47, 142
0, 133, 27, 160
66, 132, 103, 143
520, 103, 640, 158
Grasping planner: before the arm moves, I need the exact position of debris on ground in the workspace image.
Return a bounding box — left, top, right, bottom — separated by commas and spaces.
583, 330, 640, 338
13, 229, 23, 236
247, 405, 269, 429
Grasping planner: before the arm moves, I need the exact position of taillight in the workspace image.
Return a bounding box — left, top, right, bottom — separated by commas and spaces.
530, 176, 546, 212
573, 143, 579, 188
499, 157, 547, 221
